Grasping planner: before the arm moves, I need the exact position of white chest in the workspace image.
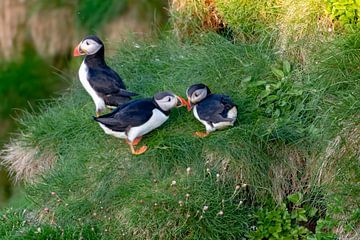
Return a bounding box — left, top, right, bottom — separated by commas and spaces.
127, 109, 169, 142
193, 106, 213, 132
79, 61, 105, 111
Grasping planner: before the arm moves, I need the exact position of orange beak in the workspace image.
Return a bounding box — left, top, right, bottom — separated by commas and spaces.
73, 43, 84, 57
187, 98, 192, 111
176, 96, 188, 108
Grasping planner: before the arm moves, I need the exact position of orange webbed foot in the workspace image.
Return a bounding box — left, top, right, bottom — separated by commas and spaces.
132, 145, 148, 155
132, 136, 142, 146
194, 132, 209, 138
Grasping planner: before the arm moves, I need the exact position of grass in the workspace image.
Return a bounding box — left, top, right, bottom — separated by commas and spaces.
0, 29, 359, 239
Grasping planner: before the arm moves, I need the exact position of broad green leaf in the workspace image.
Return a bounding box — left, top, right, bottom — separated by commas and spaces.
287, 192, 303, 205
242, 76, 252, 82
251, 80, 267, 87
283, 60, 291, 75
308, 207, 318, 217
271, 67, 285, 79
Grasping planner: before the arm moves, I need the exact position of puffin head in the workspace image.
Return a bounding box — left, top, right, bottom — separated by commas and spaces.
73, 35, 104, 57
154, 92, 187, 112
185, 83, 211, 111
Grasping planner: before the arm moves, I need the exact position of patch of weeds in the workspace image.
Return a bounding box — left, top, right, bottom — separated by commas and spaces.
248, 192, 338, 239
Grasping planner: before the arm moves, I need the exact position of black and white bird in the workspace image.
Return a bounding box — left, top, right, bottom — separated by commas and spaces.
185, 83, 237, 137
73, 35, 138, 116
93, 92, 187, 155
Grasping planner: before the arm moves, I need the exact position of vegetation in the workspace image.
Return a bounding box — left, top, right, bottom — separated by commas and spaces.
31, 0, 167, 31
1, 1, 359, 239
325, 0, 360, 30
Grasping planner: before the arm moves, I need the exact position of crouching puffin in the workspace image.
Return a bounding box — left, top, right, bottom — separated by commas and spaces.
185, 83, 237, 137
93, 92, 187, 155
73, 35, 138, 116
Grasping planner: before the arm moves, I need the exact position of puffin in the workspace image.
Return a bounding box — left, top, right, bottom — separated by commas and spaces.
185, 83, 237, 137
73, 35, 138, 116
93, 92, 187, 155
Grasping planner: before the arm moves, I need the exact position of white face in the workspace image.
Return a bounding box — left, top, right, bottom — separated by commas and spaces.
155, 94, 178, 112
189, 88, 208, 104
79, 39, 102, 55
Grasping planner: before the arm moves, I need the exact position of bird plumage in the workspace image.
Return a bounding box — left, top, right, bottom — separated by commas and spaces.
74, 35, 138, 115
186, 83, 237, 137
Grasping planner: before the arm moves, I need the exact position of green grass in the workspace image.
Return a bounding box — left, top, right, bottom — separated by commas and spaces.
0, 31, 359, 239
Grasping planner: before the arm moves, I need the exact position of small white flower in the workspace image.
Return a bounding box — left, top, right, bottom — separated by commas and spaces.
216, 173, 220, 178
37, 227, 41, 233
235, 185, 241, 190
218, 210, 224, 216
328, 27, 332, 32
203, 205, 209, 211
178, 200, 184, 207
185, 193, 190, 200
206, 168, 211, 174
134, 43, 140, 48
186, 167, 191, 175
241, 183, 247, 188
171, 180, 177, 186
51, 191, 56, 196
93, 212, 97, 216
239, 200, 243, 205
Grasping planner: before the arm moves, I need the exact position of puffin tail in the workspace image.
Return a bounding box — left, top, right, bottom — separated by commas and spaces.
119, 89, 139, 97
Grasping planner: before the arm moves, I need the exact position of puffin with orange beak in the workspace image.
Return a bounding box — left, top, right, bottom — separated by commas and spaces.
94, 92, 187, 155
74, 35, 138, 116
185, 83, 237, 137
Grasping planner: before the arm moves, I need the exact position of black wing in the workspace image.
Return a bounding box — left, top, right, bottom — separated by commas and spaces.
88, 66, 138, 97
93, 99, 154, 132
196, 94, 236, 123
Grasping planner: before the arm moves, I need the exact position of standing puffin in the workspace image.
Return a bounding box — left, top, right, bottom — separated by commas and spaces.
73, 35, 138, 116
94, 92, 187, 155
185, 83, 237, 137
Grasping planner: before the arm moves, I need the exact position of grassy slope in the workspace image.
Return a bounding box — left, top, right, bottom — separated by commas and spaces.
0, 33, 359, 239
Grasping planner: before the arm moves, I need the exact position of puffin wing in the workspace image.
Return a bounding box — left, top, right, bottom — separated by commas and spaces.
94, 99, 154, 132
88, 67, 138, 97
197, 94, 236, 123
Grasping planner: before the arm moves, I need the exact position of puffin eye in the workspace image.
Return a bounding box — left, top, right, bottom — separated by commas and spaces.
167, 97, 171, 102
86, 41, 90, 45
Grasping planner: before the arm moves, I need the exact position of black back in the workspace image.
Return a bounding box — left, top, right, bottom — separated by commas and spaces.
83, 36, 138, 106
94, 98, 164, 132
196, 94, 236, 123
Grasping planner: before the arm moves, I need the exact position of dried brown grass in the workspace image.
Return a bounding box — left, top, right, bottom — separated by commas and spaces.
276, 0, 333, 62
0, 138, 57, 183
267, 145, 315, 204
169, 0, 224, 38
